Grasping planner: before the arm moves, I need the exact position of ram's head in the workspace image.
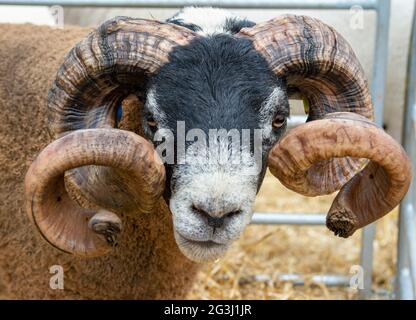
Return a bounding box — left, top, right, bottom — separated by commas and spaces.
25, 15, 411, 262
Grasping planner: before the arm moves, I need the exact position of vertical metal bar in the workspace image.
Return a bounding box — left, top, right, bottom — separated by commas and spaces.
397, 204, 416, 297
396, 1, 416, 300
251, 212, 326, 225
397, 201, 412, 300
398, 267, 414, 300
371, 0, 390, 126
358, 0, 391, 300
359, 224, 376, 299
405, 204, 416, 295
397, 204, 416, 299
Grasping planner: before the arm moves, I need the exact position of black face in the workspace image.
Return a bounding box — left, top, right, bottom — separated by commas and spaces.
144, 34, 289, 185
141, 33, 290, 262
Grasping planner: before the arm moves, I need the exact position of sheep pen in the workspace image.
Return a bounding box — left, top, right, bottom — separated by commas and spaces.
0, 10, 410, 299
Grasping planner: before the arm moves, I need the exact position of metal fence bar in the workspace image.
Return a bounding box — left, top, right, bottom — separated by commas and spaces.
239, 272, 351, 287
287, 115, 308, 128
397, 204, 416, 299
278, 273, 350, 287
0, 0, 379, 9
252, 212, 325, 225
398, 268, 414, 300
357, 0, 390, 300
359, 224, 376, 298
397, 1, 416, 299
372, 0, 390, 127
405, 204, 416, 294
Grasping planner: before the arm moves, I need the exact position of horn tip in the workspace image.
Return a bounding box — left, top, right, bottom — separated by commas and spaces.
88, 210, 122, 247
326, 208, 358, 238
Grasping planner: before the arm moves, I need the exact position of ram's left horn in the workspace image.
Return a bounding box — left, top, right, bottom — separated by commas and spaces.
268, 112, 412, 237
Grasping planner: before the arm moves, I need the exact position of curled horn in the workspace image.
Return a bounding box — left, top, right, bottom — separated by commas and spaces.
25, 129, 165, 257
238, 15, 412, 236
25, 17, 196, 255
49, 17, 195, 136
269, 113, 411, 237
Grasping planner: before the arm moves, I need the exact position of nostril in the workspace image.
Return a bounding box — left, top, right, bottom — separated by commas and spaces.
191, 204, 207, 217
191, 204, 241, 228
226, 209, 242, 218
207, 216, 225, 228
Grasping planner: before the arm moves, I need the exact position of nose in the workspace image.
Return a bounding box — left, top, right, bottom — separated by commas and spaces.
192, 204, 241, 228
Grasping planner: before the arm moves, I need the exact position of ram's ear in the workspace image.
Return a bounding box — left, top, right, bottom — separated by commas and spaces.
116, 95, 145, 136
229, 19, 256, 33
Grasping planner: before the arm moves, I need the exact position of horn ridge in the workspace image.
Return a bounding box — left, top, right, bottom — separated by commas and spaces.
242, 15, 411, 235
48, 16, 196, 137
239, 14, 374, 194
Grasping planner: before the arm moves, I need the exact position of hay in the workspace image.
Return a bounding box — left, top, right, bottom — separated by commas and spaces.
187, 170, 398, 300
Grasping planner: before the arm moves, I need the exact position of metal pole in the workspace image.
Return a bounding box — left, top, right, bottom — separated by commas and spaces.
398, 268, 414, 300
252, 212, 325, 225
358, 0, 391, 300
288, 115, 308, 128
278, 273, 350, 287
396, 1, 416, 299
405, 204, 416, 295
359, 224, 376, 299
371, 0, 391, 126
0, 0, 379, 9
239, 273, 350, 286
397, 198, 413, 300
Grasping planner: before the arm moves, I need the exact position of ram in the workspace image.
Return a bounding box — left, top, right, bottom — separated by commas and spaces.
0, 7, 411, 299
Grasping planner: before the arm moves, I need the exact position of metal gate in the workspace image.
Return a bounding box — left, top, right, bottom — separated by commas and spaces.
1, 0, 414, 300
396, 4, 416, 300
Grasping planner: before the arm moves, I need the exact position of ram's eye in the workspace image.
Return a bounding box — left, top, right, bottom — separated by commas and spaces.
147, 117, 157, 128
272, 115, 286, 129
